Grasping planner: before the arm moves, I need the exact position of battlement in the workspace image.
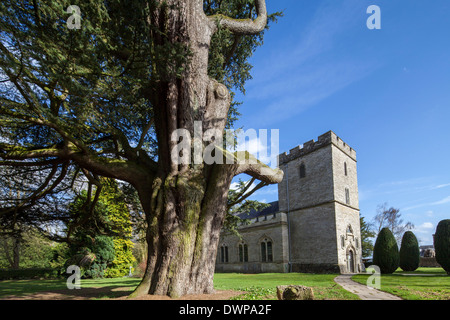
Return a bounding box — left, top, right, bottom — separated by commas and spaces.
278, 131, 357, 164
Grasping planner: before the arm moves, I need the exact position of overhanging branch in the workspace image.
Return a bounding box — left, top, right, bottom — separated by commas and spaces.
208, 0, 267, 35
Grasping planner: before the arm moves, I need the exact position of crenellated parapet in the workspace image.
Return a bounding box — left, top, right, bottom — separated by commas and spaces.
278, 131, 357, 165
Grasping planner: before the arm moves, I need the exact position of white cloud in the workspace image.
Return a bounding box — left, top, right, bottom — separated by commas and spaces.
432, 183, 450, 190
413, 222, 434, 243
419, 222, 434, 230
432, 196, 450, 205
403, 195, 450, 211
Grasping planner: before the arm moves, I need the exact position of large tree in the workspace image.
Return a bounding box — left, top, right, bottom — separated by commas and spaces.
0, 0, 283, 297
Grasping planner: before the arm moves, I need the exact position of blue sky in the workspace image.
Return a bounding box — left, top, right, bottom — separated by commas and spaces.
231, 0, 450, 245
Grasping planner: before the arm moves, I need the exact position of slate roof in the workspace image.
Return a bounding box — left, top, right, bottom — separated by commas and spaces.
237, 201, 279, 220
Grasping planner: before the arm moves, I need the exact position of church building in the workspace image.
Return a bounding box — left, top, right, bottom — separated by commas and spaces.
215, 131, 362, 274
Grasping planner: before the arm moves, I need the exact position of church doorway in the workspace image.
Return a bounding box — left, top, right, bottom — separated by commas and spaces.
347, 250, 355, 273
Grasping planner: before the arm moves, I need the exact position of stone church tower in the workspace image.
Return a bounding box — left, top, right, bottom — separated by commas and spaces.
278, 131, 362, 273
215, 131, 362, 274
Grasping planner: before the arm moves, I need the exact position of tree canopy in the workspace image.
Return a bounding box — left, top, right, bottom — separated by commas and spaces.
1, 0, 284, 297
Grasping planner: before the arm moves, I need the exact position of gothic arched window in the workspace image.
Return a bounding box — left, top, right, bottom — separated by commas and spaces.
220, 244, 229, 263
239, 242, 248, 263
261, 238, 273, 262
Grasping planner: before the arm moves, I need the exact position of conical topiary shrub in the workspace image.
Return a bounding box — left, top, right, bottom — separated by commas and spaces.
399, 231, 420, 272
434, 219, 450, 275
373, 227, 399, 274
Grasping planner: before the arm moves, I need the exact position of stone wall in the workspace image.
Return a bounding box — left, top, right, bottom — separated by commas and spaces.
278, 145, 334, 213
288, 203, 338, 265
419, 257, 441, 268
215, 213, 289, 273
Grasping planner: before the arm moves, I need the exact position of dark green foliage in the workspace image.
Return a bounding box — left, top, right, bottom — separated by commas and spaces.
204, 0, 283, 128
373, 227, 399, 274
67, 235, 115, 279
0, 268, 59, 280
65, 179, 135, 278
360, 216, 376, 258
434, 219, 450, 274
399, 231, 420, 272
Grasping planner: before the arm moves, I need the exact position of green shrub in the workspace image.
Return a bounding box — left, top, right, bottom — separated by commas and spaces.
399, 231, 420, 272
434, 219, 450, 275
104, 238, 135, 278
373, 227, 399, 274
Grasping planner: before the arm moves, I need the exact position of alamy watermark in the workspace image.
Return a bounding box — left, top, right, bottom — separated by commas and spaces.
171, 121, 280, 176
367, 5, 381, 30
66, 265, 81, 290
366, 265, 381, 290
66, 5, 81, 30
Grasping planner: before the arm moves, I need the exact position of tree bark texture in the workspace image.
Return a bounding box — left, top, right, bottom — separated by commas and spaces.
127, 0, 282, 298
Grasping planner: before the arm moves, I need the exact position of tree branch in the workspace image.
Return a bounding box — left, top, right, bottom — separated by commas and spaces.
233, 151, 283, 184
208, 0, 267, 35
227, 180, 268, 210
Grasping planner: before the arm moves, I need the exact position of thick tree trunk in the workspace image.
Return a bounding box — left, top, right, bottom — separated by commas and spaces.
129, 0, 275, 298
131, 165, 236, 298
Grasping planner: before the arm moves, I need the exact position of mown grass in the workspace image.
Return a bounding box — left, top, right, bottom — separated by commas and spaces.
213, 273, 359, 300
0, 277, 141, 299
1, 268, 448, 300
0, 273, 357, 300
351, 267, 450, 300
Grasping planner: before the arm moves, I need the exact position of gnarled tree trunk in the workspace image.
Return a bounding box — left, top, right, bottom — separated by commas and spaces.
128, 0, 282, 298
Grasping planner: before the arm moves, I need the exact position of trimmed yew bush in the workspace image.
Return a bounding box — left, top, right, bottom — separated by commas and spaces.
373, 227, 399, 274
399, 231, 420, 272
434, 219, 450, 275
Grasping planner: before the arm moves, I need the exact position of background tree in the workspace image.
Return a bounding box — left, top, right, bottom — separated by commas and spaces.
399, 231, 419, 272
434, 219, 450, 275
0, 0, 283, 297
65, 178, 135, 278
374, 203, 414, 244
0, 227, 55, 269
373, 227, 399, 274
360, 216, 376, 258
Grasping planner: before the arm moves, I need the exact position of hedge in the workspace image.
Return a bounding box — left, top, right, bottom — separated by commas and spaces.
0, 268, 60, 280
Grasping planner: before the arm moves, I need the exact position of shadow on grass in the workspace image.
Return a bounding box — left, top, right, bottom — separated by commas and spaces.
0, 278, 141, 300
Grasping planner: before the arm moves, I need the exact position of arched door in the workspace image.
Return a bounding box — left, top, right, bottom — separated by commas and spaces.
347, 250, 355, 273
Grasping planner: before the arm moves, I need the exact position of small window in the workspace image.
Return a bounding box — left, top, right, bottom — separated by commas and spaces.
261, 242, 266, 262
239, 243, 248, 263
346, 225, 353, 234
261, 238, 273, 262
341, 235, 345, 249
345, 188, 350, 205
299, 163, 306, 178
267, 242, 273, 262
221, 244, 229, 263
344, 162, 348, 176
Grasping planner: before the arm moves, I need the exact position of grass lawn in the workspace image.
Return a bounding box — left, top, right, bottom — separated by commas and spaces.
0, 273, 357, 300
1, 269, 448, 300
351, 267, 450, 300
0, 277, 141, 299
213, 273, 359, 300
